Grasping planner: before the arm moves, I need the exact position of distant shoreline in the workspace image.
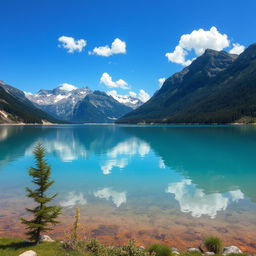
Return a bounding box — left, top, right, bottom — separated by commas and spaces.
0, 122, 255, 126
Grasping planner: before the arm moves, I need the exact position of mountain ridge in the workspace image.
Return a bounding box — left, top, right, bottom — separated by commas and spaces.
117, 43, 256, 124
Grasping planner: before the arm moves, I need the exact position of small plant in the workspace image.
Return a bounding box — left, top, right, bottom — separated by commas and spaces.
85, 239, 108, 256
21, 143, 62, 243
122, 240, 148, 256
204, 236, 223, 254
148, 244, 172, 256
63, 207, 83, 250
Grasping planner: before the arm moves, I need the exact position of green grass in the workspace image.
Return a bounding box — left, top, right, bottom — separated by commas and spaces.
0, 237, 86, 256
148, 244, 172, 256
204, 236, 223, 254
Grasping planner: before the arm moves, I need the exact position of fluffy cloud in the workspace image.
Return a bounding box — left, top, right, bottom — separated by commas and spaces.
60, 191, 87, 208
58, 83, 77, 91
94, 187, 127, 207
158, 78, 166, 87
58, 36, 86, 53
138, 89, 150, 102
91, 38, 126, 57
166, 179, 244, 219
166, 26, 244, 66
100, 72, 129, 89
229, 43, 245, 55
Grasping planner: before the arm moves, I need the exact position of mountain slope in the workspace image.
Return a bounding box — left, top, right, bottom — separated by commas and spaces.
0, 81, 61, 124
118, 44, 256, 124
72, 91, 133, 123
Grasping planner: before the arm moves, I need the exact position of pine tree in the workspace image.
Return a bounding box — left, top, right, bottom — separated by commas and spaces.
21, 143, 62, 243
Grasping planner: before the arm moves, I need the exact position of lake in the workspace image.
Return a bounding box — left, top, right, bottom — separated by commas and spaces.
0, 125, 256, 252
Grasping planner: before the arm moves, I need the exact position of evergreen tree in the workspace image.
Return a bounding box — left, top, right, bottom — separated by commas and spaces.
21, 143, 62, 243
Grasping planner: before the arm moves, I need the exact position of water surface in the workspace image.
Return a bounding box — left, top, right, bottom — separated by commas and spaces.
0, 125, 255, 251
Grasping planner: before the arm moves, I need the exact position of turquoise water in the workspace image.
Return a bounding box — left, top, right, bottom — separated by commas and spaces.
0, 125, 256, 250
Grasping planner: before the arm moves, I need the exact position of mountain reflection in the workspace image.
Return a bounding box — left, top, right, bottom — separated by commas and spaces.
0, 124, 256, 215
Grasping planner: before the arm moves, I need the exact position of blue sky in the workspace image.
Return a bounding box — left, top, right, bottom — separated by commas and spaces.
0, 0, 255, 100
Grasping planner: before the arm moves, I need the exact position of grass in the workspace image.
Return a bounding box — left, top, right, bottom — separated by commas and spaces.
148, 244, 172, 256
0, 237, 87, 256
204, 237, 223, 254
0, 237, 250, 256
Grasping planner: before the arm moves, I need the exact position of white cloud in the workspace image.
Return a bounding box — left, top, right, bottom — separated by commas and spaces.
60, 191, 87, 208
158, 78, 166, 88
138, 89, 150, 103
166, 179, 244, 219
166, 26, 233, 66
58, 36, 86, 53
58, 83, 77, 91
100, 158, 128, 175
94, 187, 127, 207
91, 38, 126, 57
229, 43, 245, 55
100, 72, 129, 90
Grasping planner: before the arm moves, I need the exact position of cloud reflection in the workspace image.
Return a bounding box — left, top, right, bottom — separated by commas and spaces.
166, 179, 244, 219
94, 187, 127, 207
60, 191, 87, 208
101, 158, 128, 175
107, 138, 150, 158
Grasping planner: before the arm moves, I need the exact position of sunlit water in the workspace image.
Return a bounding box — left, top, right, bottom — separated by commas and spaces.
0, 125, 256, 251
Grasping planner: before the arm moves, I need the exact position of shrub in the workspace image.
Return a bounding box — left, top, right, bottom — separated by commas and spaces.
148, 244, 172, 256
204, 236, 223, 254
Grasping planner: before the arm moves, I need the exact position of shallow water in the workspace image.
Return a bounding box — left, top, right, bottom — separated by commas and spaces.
0, 125, 256, 251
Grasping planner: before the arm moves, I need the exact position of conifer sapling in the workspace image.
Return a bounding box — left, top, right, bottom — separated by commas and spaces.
21, 143, 62, 243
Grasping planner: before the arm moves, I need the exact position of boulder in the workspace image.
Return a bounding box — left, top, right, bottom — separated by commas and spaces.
39, 235, 54, 242
188, 248, 201, 253
19, 250, 37, 256
205, 252, 215, 255
172, 248, 180, 254
223, 246, 242, 255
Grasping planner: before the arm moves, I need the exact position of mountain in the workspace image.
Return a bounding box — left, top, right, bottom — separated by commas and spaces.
72, 91, 133, 123
0, 81, 61, 124
25, 84, 92, 121
26, 85, 136, 123
106, 91, 143, 109
117, 43, 256, 124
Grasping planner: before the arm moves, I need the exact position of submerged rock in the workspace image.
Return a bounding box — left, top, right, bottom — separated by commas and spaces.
223, 246, 242, 255
19, 250, 37, 256
39, 235, 54, 242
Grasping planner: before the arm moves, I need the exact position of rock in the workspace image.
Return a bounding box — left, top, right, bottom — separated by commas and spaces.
19, 250, 37, 256
188, 248, 201, 253
205, 252, 215, 255
172, 248, 180, 254
39, 235, 54, 242
223, 246, 242, 255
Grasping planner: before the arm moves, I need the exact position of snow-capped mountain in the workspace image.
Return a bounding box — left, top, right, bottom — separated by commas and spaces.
25, 83, 91, 120
106, 91, 143, 109
25, 84, 143, 122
